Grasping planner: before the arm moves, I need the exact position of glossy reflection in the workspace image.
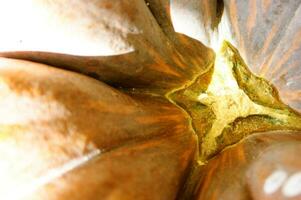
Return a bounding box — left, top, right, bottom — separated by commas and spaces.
195, 131, 301, 200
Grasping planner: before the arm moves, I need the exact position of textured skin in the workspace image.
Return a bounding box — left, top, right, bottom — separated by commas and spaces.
1, 0, 300, 109
0, 1, 300, 199
148, 0, 301, 112
223, 0, 301, 112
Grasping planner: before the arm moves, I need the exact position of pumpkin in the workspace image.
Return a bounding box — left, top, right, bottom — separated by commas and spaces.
0, 0, 300, 199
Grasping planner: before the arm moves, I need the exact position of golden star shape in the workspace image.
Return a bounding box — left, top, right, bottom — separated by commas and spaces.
168, 41, 301, 162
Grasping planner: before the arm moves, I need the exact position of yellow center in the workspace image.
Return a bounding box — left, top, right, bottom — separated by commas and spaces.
168, 41, 301, 162
199, 42, 294, 159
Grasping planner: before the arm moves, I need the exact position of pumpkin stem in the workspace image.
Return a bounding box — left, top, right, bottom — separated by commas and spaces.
167, 40, 301, 163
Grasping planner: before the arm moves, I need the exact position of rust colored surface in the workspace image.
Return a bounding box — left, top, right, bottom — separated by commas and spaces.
196, 131, 301, 200
0, 1, 300, 199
